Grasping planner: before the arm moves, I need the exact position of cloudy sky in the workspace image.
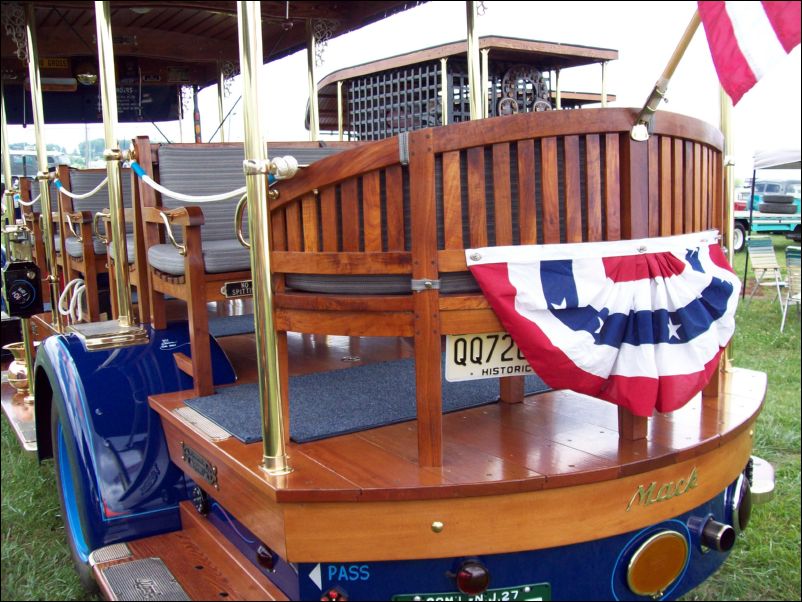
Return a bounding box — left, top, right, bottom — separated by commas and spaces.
7, 1, 801, 179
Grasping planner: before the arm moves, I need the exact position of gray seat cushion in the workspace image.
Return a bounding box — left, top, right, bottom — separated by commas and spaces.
107, 234, 136, 264
65, 235, 108, 259
148, 239, 251, 276
68, 169, 135, 235
284, 271, 480, 295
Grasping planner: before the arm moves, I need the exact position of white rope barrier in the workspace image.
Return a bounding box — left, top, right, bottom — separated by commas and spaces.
130, 161, 246, 203
16, 193, 40, 207
55, 177, 108, 200
58, 278, 87, 323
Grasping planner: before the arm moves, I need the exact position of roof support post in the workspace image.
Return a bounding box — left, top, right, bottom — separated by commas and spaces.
601, 62, 608, 107
440, 58, 449, 125
465, 1, 482, 120
337, 80, 344, 140
95, 0, 134, 328
307, 20, 319, 141
480, 48, 490, 118
237, 1, 291, 476
24, 3, 64, 333
217, 62, 226, 143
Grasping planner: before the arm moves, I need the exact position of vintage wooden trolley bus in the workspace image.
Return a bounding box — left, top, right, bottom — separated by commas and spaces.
1, 1, 776, 600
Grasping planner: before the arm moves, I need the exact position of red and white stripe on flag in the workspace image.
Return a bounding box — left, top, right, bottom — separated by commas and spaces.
698, 1, 801, 104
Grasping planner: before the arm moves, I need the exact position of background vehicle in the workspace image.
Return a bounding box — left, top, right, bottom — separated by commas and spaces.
733, 149, 802, 252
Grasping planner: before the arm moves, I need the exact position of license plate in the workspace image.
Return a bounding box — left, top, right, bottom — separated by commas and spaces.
393, 582, 551, 601
445, 332, 532, 382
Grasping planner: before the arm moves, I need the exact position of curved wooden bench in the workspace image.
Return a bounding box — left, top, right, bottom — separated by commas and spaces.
270, 107, 725, 467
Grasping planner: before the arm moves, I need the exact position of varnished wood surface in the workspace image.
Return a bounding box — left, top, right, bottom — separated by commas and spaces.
93, 502, 285, 601
150, 333, 765, 505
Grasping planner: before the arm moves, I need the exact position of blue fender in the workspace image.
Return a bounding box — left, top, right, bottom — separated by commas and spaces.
35, 323, 236, 551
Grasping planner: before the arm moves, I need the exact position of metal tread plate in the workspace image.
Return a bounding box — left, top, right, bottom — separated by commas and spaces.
100, 557, 190, 601
174, 406, 231, 442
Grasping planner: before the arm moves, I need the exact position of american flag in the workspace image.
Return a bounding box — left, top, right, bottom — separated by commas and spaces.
466, 231, 740, 416
698, 1, 802, 104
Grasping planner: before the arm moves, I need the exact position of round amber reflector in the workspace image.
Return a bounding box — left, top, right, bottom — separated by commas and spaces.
627, 530, 689, 597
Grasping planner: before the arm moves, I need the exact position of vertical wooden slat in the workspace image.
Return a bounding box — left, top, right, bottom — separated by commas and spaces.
564, 135, 582, 243
285, 201, 303, 252
585, 135, 602, 242
672, 138, 683, 235
442, 151, 463, 249
660, 136, 672, 236
713, 151, 723, 233
362, 171, 382, 252
319, 187, 338, 251
604, 134, 621, 240
517, 139, 536, 244
135, 138, 166, 329
684, 141, 694, 233
693, 142, 702, 231
467, 147, 487, 247
617, 133, 650, 441
409, 130, 442, 468
648, 136, 659, 237
492, 143, 513, 245
341, 178, 360, 252
271, 207, 287, 252
301, 192, 319, 252
541, 137, 560, 243
385, 166, 405, 251
701, 146, 709, 229
620, 134, 649, 239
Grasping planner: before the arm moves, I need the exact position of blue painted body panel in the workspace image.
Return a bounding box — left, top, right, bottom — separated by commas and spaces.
197, 478, 741, 601
36, 323, 236, 551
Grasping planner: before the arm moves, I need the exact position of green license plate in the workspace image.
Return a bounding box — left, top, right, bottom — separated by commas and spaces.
392, 582, 551, 601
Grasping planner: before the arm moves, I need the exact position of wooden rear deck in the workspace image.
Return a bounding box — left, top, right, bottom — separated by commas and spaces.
149, 331, 764, 562
152, 333, 764, 503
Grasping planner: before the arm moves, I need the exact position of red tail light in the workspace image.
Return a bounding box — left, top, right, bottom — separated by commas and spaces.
455, 560, 490, 595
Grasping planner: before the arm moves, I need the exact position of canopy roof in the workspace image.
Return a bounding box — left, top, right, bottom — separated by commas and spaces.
753, 148, 802, 170
1, 1, 424, 122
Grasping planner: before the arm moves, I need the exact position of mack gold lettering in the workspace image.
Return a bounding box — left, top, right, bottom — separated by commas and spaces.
626, 467, 698, 511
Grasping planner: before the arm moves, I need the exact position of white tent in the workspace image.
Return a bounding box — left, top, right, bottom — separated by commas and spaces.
753, 148, 802, 171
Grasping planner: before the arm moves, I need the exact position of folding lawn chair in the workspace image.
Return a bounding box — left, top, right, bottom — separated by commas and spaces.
781, 246, 801, 332
746, 236, 786, 305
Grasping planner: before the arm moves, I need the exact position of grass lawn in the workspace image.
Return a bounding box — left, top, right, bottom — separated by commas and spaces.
1, 237, 800, 601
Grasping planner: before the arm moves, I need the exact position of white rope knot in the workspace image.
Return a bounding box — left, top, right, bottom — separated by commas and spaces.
58, 278, 87, 323
271, 156, 299, 180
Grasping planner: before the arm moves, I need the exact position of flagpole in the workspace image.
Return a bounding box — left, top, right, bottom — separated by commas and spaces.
631, 10, 701, 141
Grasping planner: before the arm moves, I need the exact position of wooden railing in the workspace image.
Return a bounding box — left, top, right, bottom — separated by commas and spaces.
270, 107, 725, 467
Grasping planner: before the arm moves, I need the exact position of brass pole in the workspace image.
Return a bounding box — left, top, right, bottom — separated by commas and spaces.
336, 81, 344, 141
217, 62, 226, 143
465, 1, 482, 120
480, 48, 490, 118
1, 84, 16, 238
555, 69, 562, 110
95, 1, 134, 327
2, 83, 36, 402
307, 20, 319, 141
25, 4, 64, 333
237, 1, 291, 475
601, 62, 608, 108
633, 10, 700, 138
440, 58, 449, 125
720, 88, 735, 363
